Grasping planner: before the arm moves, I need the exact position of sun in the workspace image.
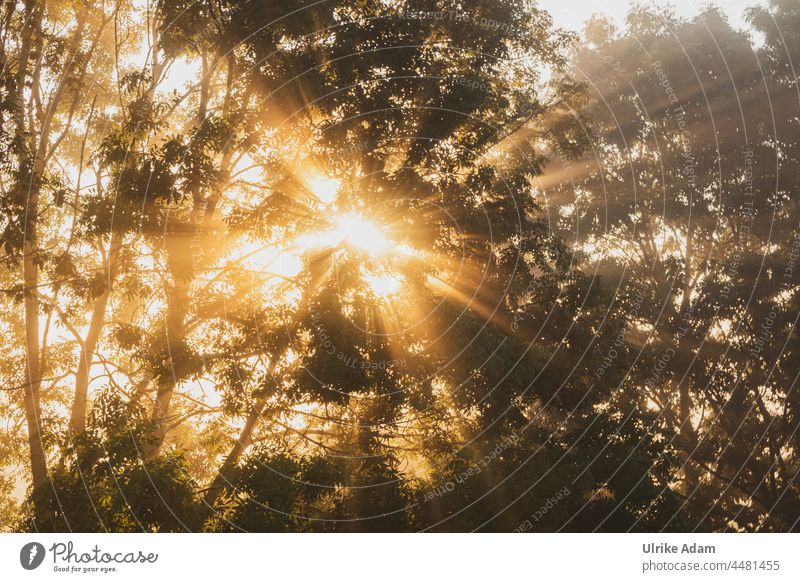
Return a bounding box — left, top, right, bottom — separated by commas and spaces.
307, 175, 341, 205
332, 213, 393, 256
285, 176, 427, 301
307, 210, 417, 299
331, 214, 402, 297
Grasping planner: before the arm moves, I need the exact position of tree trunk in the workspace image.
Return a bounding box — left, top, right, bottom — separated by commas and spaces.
203, 401, 266, 513
146, 26, 223, 453
23, 237, 47, 490
150, 265, 190, 452
16, 0, 48, 494
69, 232, 122, 433
149, 220, 198, 454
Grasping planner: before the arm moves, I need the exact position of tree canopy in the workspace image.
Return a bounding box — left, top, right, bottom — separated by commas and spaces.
0, 0, 798, 532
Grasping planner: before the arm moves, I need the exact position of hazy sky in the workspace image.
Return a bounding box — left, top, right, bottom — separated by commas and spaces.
537, 0, 760, 32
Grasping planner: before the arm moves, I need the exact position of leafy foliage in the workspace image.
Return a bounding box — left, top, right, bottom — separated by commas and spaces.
0, 0, 797, 533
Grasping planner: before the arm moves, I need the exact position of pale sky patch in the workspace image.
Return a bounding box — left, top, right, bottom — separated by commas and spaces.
538, 0, 759, 33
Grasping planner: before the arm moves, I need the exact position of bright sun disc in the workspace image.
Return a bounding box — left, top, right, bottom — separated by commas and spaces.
334, 213, 393, 255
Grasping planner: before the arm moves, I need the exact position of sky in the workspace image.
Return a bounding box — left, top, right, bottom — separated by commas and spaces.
537, 0, 760, 33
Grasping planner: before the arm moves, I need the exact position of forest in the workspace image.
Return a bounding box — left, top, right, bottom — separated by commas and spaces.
0, 0, 798, 532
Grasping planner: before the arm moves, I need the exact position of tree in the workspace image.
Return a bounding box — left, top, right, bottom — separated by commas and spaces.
541, 3, 800, 530
2, 0, 797, 533
1, 0, 127, 498
183, 0, 679, 531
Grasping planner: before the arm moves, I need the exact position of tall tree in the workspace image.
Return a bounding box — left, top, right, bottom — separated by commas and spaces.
541, 3, 800, 530
1, 0, 123, 494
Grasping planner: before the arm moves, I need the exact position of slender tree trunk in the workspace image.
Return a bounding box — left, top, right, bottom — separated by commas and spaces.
678, 380, 699, 485
69, 232, 122, 433
147, 29, 221, 454
22, 124, 55, 490
150, 238, 191, 452
203, 401, 266, 512
149, 131, 234, 455
23, 236, 47, 490
15, 0, 48, 493
669, 330, 699, 489
151, 381, 177, 450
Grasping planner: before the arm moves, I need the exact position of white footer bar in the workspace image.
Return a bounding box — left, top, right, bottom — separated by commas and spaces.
1, 533, 796, 581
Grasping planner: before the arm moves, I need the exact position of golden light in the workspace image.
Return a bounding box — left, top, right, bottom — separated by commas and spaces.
236, 244, 303, 280
362, 269, 404, 298
332, 213, 393, 256
301, 211, 420, 299
307, 175, 341, 205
